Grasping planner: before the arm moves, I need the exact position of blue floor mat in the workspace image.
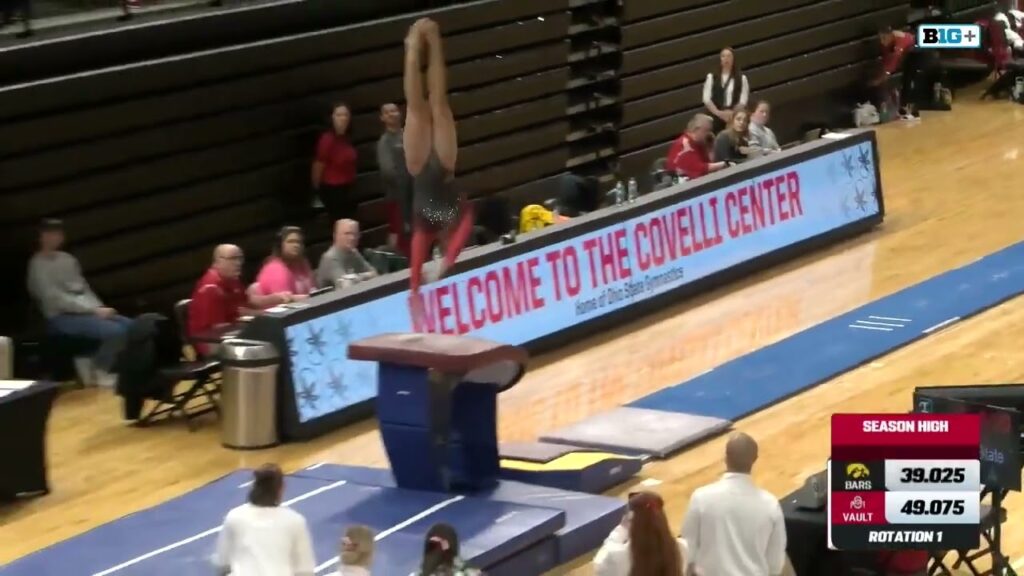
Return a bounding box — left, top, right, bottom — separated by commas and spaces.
294, 463, 624, 565
0, 471, 565, 576
630, 241, 1024, 420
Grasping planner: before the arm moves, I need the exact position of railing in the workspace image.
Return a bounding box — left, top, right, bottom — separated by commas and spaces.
1, 0, 225, 39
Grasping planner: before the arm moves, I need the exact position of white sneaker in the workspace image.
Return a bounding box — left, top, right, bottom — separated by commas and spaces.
95, 369, 118, 389
74, 357, 96, 386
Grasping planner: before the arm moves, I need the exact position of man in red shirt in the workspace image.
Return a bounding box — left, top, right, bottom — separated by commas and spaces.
665, 113, 729, 180
873, 26, 938, 117
188, 244, 252, 356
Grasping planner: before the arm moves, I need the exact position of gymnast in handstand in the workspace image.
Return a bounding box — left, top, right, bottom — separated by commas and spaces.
403, 18, 475, 307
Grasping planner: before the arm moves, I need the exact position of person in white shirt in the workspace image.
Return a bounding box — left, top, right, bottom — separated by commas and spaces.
593, 491, 687, 576
682, 432, 787, 576
338, 524, 375, 576
702, 47, 750, 133
748, 101, 781, 155
214, 464, 317, 576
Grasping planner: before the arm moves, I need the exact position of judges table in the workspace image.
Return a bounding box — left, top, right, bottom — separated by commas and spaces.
241, 130, 886, 440
781, 481, 878, 575
0, 380, 58, 500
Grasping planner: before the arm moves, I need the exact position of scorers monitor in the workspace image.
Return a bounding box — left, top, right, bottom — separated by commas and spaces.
828, 413, 982, 551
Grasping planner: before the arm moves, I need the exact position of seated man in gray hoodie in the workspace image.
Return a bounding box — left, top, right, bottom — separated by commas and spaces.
27, 219, 131, 385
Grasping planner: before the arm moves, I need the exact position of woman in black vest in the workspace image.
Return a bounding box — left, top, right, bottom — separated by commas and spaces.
702, 47, 750, 133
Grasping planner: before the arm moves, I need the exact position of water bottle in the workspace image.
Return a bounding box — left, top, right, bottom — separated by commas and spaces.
1013, 77, 1024, 103
933, 82, 942, 104
627, 178, 638, 203
432, 245, 442, 261
614, 181, 625, 205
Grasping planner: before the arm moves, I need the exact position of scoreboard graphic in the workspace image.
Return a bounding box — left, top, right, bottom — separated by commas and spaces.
828, 413, 982, 550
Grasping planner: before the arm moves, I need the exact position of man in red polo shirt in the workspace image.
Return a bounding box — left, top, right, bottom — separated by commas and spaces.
188, 244, 252, 356
665, 113, 729, 180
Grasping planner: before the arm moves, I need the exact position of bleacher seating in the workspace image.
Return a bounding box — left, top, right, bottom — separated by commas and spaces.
0, 0, 575, 329
615, 0, 911, 190
2, 0, 994, 338
0, 0, 429, 84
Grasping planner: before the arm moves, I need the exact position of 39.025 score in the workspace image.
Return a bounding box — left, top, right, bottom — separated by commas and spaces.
899, 467, 966, 484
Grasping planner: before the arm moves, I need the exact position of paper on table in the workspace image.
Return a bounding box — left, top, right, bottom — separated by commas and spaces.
0, 380, 36, 390
0, 390, 15, 398
822, 131, 851, 140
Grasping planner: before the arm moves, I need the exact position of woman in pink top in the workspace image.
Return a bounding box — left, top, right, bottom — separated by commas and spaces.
251, 226, 315, 309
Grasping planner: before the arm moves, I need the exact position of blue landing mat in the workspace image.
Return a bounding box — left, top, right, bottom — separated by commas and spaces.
630, 240, 1024, 420
0, 470, 569, 576
294, 463, 624, 566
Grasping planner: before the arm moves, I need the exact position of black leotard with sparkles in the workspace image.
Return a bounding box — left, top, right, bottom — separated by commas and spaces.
413, 152, 460, 231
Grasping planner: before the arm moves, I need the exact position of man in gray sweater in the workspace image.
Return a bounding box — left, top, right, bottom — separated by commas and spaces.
377, 102, 413, 253
26, 219, 131, 379
316, 219, 378, 289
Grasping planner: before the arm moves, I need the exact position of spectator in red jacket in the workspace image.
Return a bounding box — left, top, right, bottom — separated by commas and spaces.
666, 114, 728, 180
188, 244, 254, 356
872, 25, 941, 117
312, 102, 359, 221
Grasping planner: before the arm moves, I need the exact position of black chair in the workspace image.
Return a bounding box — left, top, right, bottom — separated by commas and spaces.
25, 304, 100, 386
136, 300, 221, 430
949, 502, 1008, 576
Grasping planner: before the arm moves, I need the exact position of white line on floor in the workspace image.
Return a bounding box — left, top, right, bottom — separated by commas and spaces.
92, 480, 348, 576
849, 324, 892, 331
855, 320, 904, 327
923, 316, 960, 334
313, 495, 465, 574
869, 315, 912, 322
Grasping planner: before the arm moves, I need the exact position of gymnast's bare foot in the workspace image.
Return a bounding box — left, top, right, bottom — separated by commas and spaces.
419, 17, 440, 39
405, 18, 429, 49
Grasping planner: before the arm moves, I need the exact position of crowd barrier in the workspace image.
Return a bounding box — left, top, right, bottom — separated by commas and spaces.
241, 129, 886, 440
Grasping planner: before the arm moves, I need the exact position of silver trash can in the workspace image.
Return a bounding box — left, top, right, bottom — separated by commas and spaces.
0, 336, 11, 379
220, 339, 280, 450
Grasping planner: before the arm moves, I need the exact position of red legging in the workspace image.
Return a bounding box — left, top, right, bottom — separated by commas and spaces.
409, 201, 474, 293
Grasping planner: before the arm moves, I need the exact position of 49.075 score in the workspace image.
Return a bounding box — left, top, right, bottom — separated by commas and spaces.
885, 492, 978, 525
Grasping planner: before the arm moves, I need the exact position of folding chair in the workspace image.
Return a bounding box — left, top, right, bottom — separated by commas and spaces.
982, 19, 1024, 99
137, 299, 221, 430
950, 502, 1008, 575
928, 552, 956, 575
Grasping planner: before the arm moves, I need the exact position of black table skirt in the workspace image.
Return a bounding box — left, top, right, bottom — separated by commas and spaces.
0, 381, 58, 500
781, 483, 877, 576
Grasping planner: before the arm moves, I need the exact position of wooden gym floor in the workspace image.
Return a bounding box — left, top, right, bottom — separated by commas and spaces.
2, 92, 1023, 574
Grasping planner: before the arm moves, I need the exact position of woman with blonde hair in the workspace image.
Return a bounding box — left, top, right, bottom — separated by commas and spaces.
338, 525, 375, 576
593, 491, 686, 576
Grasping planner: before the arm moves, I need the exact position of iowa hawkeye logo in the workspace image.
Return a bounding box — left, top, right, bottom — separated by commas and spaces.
845, 463, 871, 489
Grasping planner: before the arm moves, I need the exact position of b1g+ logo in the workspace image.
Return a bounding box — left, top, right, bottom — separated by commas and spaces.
917, 24, 982, 49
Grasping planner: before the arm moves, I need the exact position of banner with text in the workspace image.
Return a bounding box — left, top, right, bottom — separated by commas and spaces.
287, 138, 881, 423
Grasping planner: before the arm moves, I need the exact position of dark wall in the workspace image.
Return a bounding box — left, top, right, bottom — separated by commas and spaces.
0, 0, 918, 333
0, 0, 575, 331
614, 0, 911, 188
0, 0, 423, 85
